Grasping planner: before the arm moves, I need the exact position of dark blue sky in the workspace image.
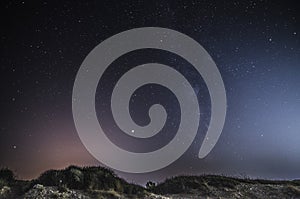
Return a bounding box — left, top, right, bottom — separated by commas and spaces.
0, 0, 299, 184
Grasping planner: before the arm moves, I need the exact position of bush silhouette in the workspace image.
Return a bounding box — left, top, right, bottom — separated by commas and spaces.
146, 181, 156, 191
0, 168, 15, 189
0, 168, 14, 183
36, 165, 145, 195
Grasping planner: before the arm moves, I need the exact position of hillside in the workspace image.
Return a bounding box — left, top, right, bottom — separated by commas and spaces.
0, 166, 299, 199
152, 175, 300, 198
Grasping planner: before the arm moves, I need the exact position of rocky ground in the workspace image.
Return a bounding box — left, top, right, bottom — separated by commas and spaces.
151, 175, 300, 199
2, 179, 299, 199
18, 182, 300, 199
162, 183, 300, 199
23, 184, 90, 199
0, 166, 299, 199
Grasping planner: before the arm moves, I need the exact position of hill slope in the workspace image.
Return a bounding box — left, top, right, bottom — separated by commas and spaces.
152, 175, 300, 198
0, 166, 299, 199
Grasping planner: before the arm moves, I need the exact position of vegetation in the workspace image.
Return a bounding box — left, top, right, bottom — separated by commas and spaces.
0, 168, 14, 184
0, 166, 146, 198
0, 168, 31, 198
35, 165, 145, 196
151, 174, 300, 198
0, 166, 299, 198
145, 181, 156, 191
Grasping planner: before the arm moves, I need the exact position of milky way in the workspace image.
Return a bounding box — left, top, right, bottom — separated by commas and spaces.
0, 1, 299, 184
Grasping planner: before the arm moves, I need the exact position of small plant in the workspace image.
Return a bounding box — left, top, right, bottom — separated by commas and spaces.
146, 181, 156, 191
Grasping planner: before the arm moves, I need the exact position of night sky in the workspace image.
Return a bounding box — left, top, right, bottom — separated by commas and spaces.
1, 0, 300, 184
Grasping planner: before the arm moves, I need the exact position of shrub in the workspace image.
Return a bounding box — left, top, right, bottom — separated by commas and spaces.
146, 181, 156, 191
0, 168, 14, 182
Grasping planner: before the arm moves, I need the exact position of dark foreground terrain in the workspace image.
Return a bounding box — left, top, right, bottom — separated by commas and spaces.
0, 166, 299, 199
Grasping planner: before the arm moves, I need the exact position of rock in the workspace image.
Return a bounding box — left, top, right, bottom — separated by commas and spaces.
0, 186, 11, 198
24, 184, 90, 199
